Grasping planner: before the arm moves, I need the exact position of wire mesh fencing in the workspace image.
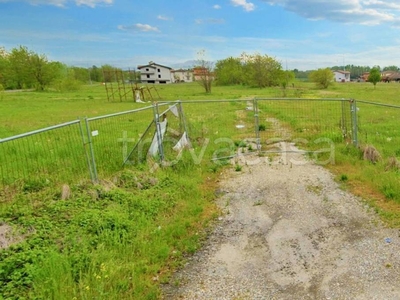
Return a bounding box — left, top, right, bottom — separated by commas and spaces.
356, 100, 400, 160
2, 97, 396, 196
86, 105, 155, 179
255, 98, 354, 151
180, 99, 256, 162
178, 98, 355, 163
0, 102, 189, 193
0, 120, 89, 191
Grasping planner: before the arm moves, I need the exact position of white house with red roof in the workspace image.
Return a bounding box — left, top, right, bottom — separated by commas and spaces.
333, 70, 351, 82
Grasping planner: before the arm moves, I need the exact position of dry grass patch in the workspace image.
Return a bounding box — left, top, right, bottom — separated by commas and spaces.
362, 145, 381, 164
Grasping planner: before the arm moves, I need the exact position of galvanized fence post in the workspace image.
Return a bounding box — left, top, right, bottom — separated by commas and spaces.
253, 97, 261, 152
82, 118, 99, 183
152, 102, 165, 163
78, 118, 95, 182
350, 99, 358, 147
340, 99, 347, 139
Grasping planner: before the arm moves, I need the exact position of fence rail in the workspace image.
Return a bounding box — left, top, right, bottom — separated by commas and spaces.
1, 98, 398, 194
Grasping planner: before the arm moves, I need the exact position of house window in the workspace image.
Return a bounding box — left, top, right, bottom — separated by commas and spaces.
147, 75, 150, 78
146, 68, 149, 71
158, 75, 161, 78
158, 68, 161, 72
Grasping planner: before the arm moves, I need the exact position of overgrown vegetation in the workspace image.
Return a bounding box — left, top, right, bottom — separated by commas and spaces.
0, 167, 221, 299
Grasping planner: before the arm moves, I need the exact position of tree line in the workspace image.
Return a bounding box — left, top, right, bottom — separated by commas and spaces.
213, 53, 294, 89
0, 46, 140, 91
2, 45, 398, 92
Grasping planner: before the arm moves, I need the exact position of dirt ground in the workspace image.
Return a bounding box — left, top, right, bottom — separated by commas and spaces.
162, 143, 400, 299
0, 224, 20, 249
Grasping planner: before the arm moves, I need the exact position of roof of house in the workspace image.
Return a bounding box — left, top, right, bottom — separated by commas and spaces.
333, 70, 350, 74
171, 69, 192, 73
137, 62, 172, 70
382, 71, 400, 79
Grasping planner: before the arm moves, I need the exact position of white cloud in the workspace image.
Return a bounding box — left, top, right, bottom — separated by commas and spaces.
213, 4, 221, 9
157, 15, 173, 21
362, 0, 400, 10
262, 0, 400, 25
118, 23, 160, 33
23, 0, 67, 7
75, 0, 113, 7
231, 0, 255, 12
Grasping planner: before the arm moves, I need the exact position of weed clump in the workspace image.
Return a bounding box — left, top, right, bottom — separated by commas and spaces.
385, 156, 400, 172
258, 124, 266, 131
362, 145, 381, 164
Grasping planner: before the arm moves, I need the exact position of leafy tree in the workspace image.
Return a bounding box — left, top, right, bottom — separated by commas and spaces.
281, 70, 295, 89
29, 53, 62, 91
0, 52, 8, 88
89, 65, 102, 82
195, 50, 214, 93
123, 69, 140, 83
2, 46, 61, 90
7, 46, 34, 89
101, 64, 117, 83
382, 65, 399, 71
55, 66, 82, 91
214, 56, 243, 86
279, 70, 295, 97
294, 69, 311, 80
241, 52, 283, 88
70, 66, 91, 83
368, 67, 381, 89
309, 68, 334, 89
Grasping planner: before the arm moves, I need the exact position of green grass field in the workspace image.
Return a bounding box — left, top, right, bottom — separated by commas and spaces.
1, 80, 400, 299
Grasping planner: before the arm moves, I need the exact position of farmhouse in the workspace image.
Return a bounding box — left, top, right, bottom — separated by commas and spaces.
171, 69, 193, 83
333, 70, 351, 82
193, 67, 214, 81
137, 62, 173, 84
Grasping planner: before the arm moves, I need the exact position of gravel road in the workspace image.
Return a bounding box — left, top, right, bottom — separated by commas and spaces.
162, 143, 400, 299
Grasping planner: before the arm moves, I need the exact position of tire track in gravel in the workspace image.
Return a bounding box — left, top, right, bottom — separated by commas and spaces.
162, 145, 400, 300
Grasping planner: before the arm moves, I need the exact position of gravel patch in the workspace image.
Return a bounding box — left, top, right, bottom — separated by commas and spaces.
161, 143, 400, 299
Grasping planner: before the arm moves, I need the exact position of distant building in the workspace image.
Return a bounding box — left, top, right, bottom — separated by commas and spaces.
193, 67, 214, 81
381, 71, 400, 82
137, 62, 173, 84
360, 72, 370, 82
171, 69, 193, 83
333, 70, 351, 82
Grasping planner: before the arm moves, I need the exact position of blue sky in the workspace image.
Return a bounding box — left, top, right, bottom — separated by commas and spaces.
1, 0, 400, 70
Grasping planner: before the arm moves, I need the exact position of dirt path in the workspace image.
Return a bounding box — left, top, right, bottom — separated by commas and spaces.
162, 144, 400, 299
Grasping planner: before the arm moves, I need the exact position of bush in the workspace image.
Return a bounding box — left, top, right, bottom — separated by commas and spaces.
309, 68, 334, 89
53, 78, 82, 92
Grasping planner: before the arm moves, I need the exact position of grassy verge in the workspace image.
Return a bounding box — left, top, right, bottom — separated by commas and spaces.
0, 162, 224, 299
